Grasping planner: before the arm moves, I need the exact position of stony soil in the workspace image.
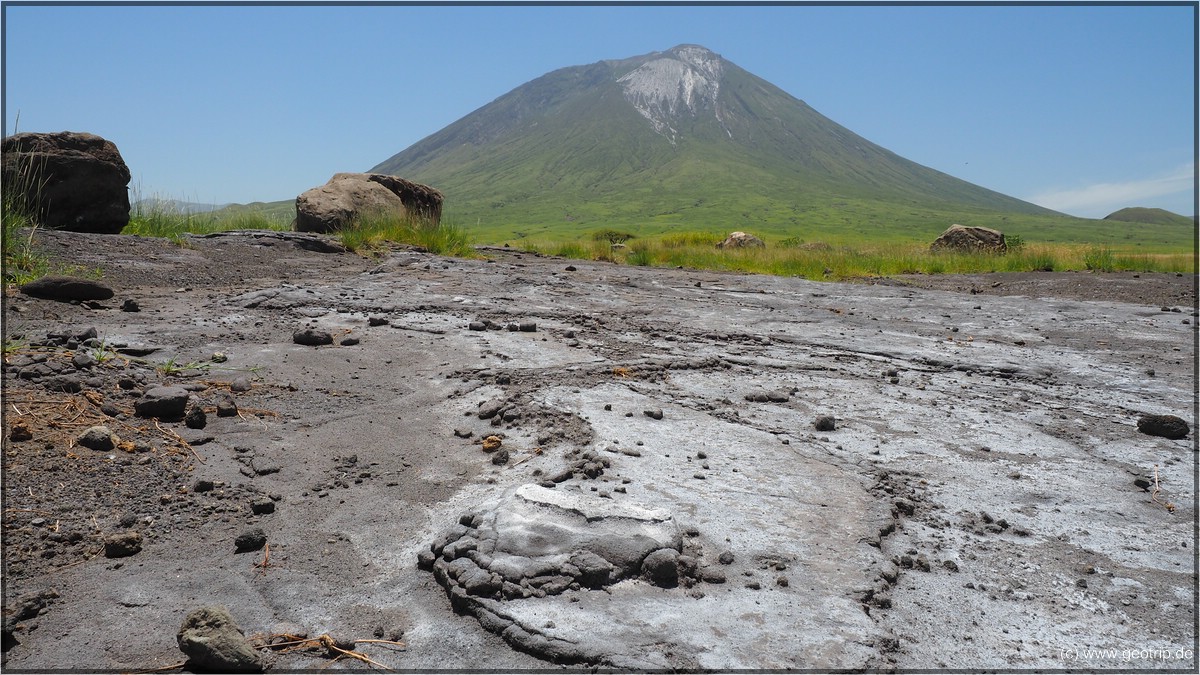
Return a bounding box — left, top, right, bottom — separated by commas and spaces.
1, 229, 1196, 672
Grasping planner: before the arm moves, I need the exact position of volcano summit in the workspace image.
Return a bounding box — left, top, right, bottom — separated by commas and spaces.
371, 44, 1057, 237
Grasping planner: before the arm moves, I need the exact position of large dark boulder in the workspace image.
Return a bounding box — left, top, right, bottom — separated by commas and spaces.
930, 224, 1007, 254
1, 132, 131, 234
294, 172, 443, 233
19, 275, 114, 302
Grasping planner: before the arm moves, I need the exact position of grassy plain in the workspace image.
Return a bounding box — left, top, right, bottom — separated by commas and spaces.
517, 231, 1194, 280
6, 191, 1193, 285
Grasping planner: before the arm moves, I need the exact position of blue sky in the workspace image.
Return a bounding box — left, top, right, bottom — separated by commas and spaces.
2, 2, 1195, 219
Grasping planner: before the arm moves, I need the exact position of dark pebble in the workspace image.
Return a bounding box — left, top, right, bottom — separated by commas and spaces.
234, 528, 267, 553
292, 328, 334, 346
1136, 414, 1189, 440
103, 531, 142, 558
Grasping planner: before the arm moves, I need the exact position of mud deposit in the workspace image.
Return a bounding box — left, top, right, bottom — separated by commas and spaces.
2, 229, 1196, 671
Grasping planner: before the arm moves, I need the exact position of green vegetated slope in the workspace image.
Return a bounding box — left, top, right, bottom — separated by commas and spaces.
365, 45, 1190, 251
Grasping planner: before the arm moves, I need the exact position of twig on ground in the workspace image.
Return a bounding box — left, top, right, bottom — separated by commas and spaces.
256, 633, 396, 670
2, 508, 53, 516
510, 447, 543, 467
48, 544, 104, 573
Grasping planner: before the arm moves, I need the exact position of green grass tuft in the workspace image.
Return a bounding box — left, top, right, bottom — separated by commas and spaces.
337, 212, 475, 257
124, 196, 290, 241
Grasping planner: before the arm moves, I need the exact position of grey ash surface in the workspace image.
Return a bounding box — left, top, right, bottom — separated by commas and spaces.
1, 228, 1195, 671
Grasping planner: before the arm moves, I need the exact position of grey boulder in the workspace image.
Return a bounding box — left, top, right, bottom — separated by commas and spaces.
176, 605, 265, 672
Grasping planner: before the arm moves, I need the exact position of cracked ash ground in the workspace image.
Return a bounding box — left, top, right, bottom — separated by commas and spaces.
1, 229, 1196, 672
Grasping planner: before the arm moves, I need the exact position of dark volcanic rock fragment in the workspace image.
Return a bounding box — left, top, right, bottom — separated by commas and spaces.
293, 328, 334, 346
103, 531, 143, 558
234, 528, 267, 553
134, 386, 189, 420
814, 415, 837, 431
1136, 414, 1189, 440
20, 276, 115, 302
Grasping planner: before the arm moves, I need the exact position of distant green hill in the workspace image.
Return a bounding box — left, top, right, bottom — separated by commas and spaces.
1103, 207, 1194, 227
369, 44, 1119, 245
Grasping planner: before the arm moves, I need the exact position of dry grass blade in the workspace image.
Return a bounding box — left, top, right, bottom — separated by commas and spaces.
1150, 464, 1176, 513
354, 638, 407, 650
253, 542, 272, 572
154, 420, 205, 464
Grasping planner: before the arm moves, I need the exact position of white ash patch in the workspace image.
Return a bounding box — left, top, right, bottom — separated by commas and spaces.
617, 47, 725, 144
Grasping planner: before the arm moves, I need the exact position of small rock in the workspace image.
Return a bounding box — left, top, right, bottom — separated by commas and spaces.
193, 479, 215, 493
468, 321, 487, 331
776, 575, 789, 587
9, 419, 33, 442
176, 605, 265, 672
339, 336, 360, 346
250, 499, 275, 515
643, 409, 664, 420
103, 531, 142, 558
71, 351, 96, 370
453, 428, 474, 439
368, 315, 389, 327
229, 377, 252, 393
717, 551, 735, 565
477, 399, 505, 420
813, 415, 836, 431
292, 328, 334, 346
491, 448, 510, 465
519, 321, 537, 332
134, 386, 189, 420
184, 405, 207, 430
77, 425, 117, 451
641, 548, 679, 586
234, 528, 267, 553
215, 393, 238, 417
121, 298, 140, 312
210, 351, 227, 363
1136, 414, 1189, 440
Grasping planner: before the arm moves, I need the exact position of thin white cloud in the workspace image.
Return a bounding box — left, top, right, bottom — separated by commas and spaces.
1030, 163, 1195, 217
